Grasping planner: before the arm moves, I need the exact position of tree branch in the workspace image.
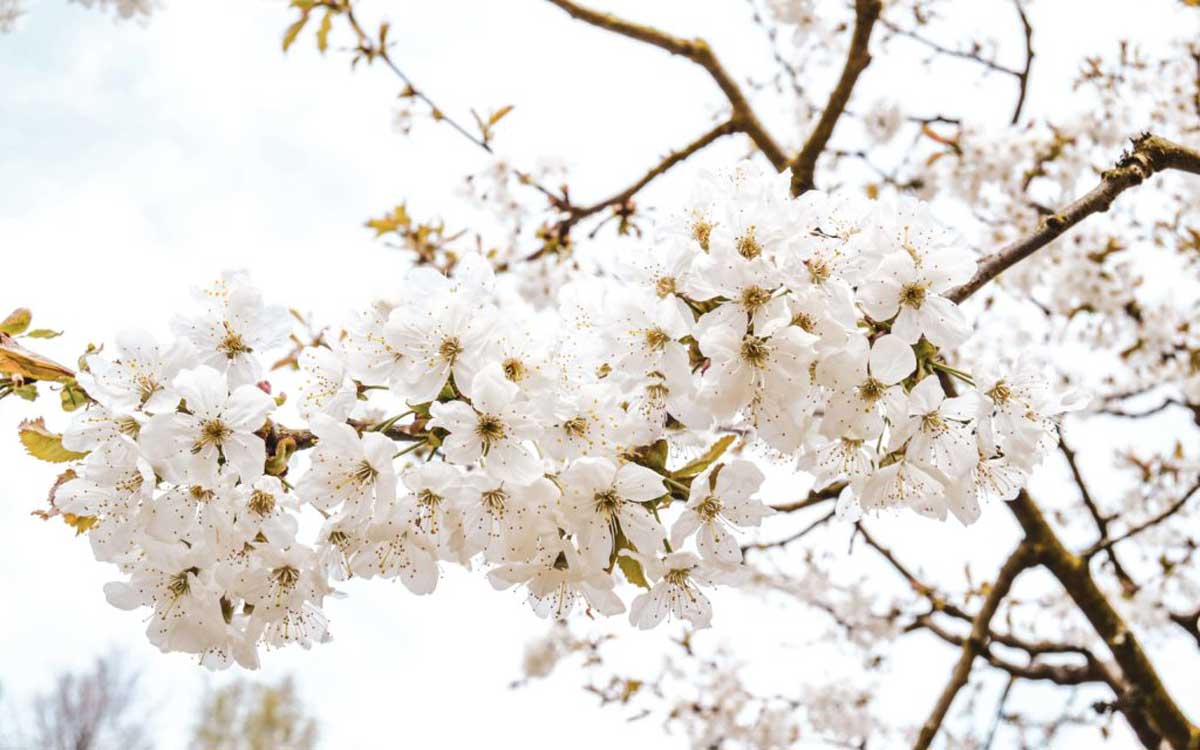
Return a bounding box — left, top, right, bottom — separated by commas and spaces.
342, 4, 493, 154
789, 0, 882, 195
1007, 490, 1200, 750
1083, 479, 1200, 561
878, 18, 1022, 78
913, 543, 1036, 750
770, 481, 845, 512
743, 508, 835, 553
560, 118, 739, 234
544, 0, 788, 169
1058, 437, 1138, 595
1009, 0, 1034, 124
949, 134, 1200, 303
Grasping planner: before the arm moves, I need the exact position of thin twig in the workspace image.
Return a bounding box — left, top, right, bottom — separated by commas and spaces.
1084, 479, 1200, 560
743, 509, 836, 553
1009, 0, 1034, 124
879, 17, 1021, 77
1058, 437, 1138, 594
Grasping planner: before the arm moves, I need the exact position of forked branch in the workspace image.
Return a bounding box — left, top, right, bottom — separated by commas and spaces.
912, 543, 1036, 750
545, 0, 788, 169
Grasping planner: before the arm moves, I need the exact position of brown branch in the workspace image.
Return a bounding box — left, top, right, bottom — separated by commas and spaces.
770, 481, 845, 513
949, 134, 1200, 303
1170, 607, 1200, 649
271, 418, 424, 452
879, 18, 1022, 78
913, 543, 1036, 750
560, 119, 739, 233
342, 5, 493, 154
1096, 398, 1194, 419
789, 0, 883, 196
913, 614, 1164, 749
1007, 490, 1200, 750
857, 522, 966, 615
1058, 438, 1138, 595
544, 0, 787, 169
743, 508, 835, 553
1009, 0, 1033, 124
1083, 479, 1200, 560
917, 616, 1100, 686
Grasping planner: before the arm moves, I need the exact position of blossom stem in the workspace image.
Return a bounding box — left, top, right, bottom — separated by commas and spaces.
928, 361, 975, 386
393, 438, 429, 459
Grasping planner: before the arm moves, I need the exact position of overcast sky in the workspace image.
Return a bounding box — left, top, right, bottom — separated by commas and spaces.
2, 1, 1197, 748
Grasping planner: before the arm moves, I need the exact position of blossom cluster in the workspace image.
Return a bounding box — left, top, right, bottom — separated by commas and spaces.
44, 164, 1079, 668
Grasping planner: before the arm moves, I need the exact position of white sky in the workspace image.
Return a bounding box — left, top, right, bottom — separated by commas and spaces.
1, 0, 1197, 748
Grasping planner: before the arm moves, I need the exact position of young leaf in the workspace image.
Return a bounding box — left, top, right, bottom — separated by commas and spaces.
18, 418, 88, 463
641, 439, 669, 472
0, 307, 31, 335
365, 204, 412, 237
25, 329, 62, 339
62, 512, 99, 536
616, 554, 650, 589
282, 12, 310, 52
316, 9, 333, 53
672, 434, 737, 480
488, 105, 514, 127
60, 379, 88, 412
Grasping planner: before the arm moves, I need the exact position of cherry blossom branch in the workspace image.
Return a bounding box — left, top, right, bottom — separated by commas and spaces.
544, 0, 788, 169
1007, 490, 1200, 750
271, 418, 424, 451
1083, 479, 1200, 560
949, 133, 1200, 303
789, 0, 882, 196
913, 542, 1036, 750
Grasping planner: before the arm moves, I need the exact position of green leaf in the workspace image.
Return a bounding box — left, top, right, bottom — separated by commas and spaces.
641, 439, 669, 472
616, 554, 650, 589
0, 308, 31, 335
282, 12, 310, 52
18, 418, 87, 462
25, 329, 62, 339
671, 434, 737, 480
316, 9, 333, 53
59, 379, 88, 412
